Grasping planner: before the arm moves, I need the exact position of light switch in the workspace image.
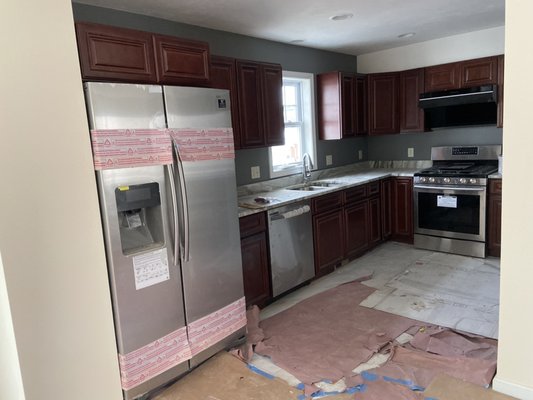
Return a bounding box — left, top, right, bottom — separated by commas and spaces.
408, 148, 414, 158
326, 155, 333, 166
251, 166, 260, 179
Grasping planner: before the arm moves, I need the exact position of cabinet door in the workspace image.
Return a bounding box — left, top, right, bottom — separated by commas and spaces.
487, 179, 502, 257
344, 201, 368, 258
355, 75, 368, 135
392, 178, 414, 243
368, 73, 400, 135
210, 56, 241, 149
380, 179, 393, 240
368, 196, 382, 248
497, 55, 504, 128
236, 61, 265, 147
240, 232, 271, 308
75, 22, 157, 83
461, 56, 498, 88
341, 74, 355, 137
400, 68, 425, 132
153, 34, 210, 85
262, 63, 285, 146
424, 62, 461, 91
313, 210, 344, 277
317, 72, 342, 140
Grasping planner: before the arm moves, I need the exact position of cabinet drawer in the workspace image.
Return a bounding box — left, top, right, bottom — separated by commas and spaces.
239, 212, 266, 237
312, 191, 343, 214
489, 179, 502, 195
344, 185, 367, 204
367, 181, 380, 196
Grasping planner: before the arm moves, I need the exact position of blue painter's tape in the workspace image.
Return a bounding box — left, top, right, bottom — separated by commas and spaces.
297, 395, 306, 400
247, 364, 274, 380
296, 383, 305, 390
361, 371, 379, 381
310, 390, 341, 398
383, 375, 413, 386
424, 397, 439, 400
345, 385, 365, 394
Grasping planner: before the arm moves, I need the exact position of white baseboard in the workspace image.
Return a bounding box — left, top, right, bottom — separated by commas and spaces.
493, 375, 533, 400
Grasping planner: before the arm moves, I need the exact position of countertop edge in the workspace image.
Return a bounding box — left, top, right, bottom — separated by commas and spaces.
238, 169, 417, 218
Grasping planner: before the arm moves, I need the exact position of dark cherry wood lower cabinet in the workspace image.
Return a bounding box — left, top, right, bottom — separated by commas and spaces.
380, 178, 393, 240
313, 209, 344, 277
239, 213, 271, 308
487, 179, 502, 257
344, 201, 369, 258
368, 196, 382, 248
391, 177, 414, 244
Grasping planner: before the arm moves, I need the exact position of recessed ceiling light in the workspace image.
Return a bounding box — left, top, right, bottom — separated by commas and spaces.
329, 13, 354, 21
398, 32, 416, 39
290, 39, 305, 44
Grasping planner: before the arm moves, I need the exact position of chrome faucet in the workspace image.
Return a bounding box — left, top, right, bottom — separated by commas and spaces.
302, 153, 313, 183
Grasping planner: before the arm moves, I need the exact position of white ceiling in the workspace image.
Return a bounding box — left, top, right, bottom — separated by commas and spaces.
73, 0, 505, 55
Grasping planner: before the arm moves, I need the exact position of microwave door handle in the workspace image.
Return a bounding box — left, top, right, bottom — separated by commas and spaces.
166, 164, 180, 265
175, 147, 190, 263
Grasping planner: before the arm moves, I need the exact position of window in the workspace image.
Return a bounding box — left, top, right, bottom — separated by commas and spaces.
269, 71, 317, 178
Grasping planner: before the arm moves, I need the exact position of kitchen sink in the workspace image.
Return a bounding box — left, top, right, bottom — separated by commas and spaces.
285, 180, 343, 191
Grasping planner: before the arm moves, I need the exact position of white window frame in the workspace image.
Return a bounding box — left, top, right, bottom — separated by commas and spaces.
269, 70, 317, 179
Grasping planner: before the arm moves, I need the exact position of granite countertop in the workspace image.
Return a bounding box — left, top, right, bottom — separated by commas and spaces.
237, 166, 422, 218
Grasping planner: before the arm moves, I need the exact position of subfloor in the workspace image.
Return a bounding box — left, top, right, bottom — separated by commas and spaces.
155, 242, 510, 400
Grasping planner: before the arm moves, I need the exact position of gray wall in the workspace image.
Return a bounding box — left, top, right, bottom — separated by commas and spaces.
367, 126, 503, 160
72, 3, 362, 185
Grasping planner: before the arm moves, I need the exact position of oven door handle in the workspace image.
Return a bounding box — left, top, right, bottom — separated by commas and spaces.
413, 185, 486, 192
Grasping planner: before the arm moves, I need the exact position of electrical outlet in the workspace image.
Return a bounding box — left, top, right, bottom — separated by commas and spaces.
326, 155, 333, 166
358, 150, 363, 160
251, 166, 260, 179
408, 148, 414, 158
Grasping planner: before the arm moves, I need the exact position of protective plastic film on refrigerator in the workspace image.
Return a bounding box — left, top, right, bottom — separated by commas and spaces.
84, 82, 246, 399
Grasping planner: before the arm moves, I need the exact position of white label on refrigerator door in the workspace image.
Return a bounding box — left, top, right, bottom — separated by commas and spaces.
437, 195, 457, 208
132, 248, 170, 290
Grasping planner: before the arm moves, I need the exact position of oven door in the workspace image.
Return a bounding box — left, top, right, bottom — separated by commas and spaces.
414, 185, 486, 242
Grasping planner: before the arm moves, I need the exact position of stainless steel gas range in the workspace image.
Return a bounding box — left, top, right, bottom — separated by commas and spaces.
413, 145, 501, 258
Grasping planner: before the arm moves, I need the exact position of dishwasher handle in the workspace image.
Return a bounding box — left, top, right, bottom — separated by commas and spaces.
270, 205, 311, 221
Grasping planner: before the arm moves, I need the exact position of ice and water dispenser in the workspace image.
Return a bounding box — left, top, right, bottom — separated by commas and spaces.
115, 182, 164, 254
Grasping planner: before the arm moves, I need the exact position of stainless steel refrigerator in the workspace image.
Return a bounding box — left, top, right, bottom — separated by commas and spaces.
84, 82, 245, 399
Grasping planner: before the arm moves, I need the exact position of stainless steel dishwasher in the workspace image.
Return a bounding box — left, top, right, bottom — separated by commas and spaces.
268, 201, 315, 297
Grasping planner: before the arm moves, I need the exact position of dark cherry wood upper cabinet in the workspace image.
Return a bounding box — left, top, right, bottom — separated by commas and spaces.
210, 56, 241, 149
497, 55, 504, 128
152, 34, 210, 85
317, 71, 367, 140
341, 74, 356, 137
75, 22, 157, 83
235, 60, 284, 148
236, 61, 264, 147
355, 75, 368, 135
261, 63, 285, 146
400, 68, 425, 132
460, 56, 498, 88
368, 72, 400, 135
424, 62, 461, 91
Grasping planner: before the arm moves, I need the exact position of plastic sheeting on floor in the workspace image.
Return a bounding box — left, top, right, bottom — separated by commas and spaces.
360, 253, 500, 338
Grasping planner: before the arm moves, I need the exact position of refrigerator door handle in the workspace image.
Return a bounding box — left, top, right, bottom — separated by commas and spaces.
166, 164, 180, 265
175, 148, 191, 262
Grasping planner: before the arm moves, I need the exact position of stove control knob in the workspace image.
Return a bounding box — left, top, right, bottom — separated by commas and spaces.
420, 177, 427, 183
469, 178, 477, 184
443, 177, 451, 184
459, 178, 467, 184
429, 177, 435, 183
